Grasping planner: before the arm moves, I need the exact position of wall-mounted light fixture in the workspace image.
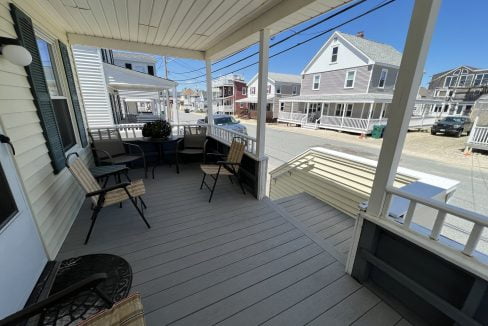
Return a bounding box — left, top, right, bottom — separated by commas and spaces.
0, 37, 32, 66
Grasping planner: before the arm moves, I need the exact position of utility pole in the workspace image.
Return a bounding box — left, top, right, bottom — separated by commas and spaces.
164, 56, 171, 121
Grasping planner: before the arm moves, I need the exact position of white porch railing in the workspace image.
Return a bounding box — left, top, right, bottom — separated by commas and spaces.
207, 124, 257, 158
466, 117, 488, 150
381, 185, 488, 257
214, 105, 234, 114
277, 111, 307, 123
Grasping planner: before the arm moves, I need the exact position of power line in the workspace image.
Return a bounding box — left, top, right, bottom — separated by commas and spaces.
170, 0, 369, 77
177, 0, 396, 85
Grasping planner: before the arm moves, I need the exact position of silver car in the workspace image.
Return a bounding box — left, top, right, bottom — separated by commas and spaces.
197, 116, 248, 135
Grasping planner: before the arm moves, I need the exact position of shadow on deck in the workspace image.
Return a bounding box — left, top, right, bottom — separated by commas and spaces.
58, 164, 411, 325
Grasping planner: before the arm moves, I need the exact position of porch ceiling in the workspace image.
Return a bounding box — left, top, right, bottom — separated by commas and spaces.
21, 0, 350, 60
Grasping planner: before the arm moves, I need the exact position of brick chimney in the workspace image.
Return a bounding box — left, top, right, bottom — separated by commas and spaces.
356, 31, 365, 38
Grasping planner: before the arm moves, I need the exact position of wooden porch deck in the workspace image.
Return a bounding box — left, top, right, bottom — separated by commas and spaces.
58, 164, 412, 325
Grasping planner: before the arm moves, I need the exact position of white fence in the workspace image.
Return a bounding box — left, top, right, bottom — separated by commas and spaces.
381, 185, 488, 257
279, 113, 437, 133
207, 125, 257, 158
466, 117, 488, 151
88, 123, 258, 157
277, 111, 307, 123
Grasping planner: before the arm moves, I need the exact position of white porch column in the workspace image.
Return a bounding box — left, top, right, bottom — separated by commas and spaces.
173, 86, 179, 125
366, 103, 373, 131
256, 29, 270, 200
205, 59, 214, 126
367, 0, 441, 217
256, 29, 269, 158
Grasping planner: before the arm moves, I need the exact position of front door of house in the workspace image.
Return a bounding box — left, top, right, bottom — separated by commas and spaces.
0, 128, 48, 318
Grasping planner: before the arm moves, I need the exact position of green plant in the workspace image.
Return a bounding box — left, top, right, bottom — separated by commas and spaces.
142, 120, 172, 139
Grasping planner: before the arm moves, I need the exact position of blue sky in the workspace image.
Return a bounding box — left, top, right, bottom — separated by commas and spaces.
156, 0, 488, 90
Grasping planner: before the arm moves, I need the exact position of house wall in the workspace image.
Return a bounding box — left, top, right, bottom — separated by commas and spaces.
0, 0, 92, 258
368, 64, 398, 93
303, 35, 369, 74
113, 58, 155, 75
72, 45, 114, 127
301, 65, 371, 95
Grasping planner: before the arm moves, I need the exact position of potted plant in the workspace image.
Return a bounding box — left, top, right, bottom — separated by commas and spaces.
142, 120, 172, 139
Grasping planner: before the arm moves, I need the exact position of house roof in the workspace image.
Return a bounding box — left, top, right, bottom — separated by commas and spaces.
112, 51, 158, 63
247, 72, 301, 86
338, 32, 402, 66
103, 63, 177, 91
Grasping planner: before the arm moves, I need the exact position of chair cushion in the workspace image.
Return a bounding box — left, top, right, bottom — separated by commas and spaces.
200, 164, 234, 176
77, 293, 145, 326
178, 148, 204, 155
103, 179, 145, 207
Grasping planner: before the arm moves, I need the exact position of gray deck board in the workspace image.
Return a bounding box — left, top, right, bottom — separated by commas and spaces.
276, 193, 356, 258
57, 167, 412, 325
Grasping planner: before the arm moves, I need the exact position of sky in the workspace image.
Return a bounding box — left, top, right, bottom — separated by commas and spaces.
155, 0, 488, 90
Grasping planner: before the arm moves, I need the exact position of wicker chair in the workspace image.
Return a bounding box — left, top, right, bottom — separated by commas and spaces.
66, 153, 150, 244
176, 125, 207, 174
89, 128, 147, 178
199, 138, 246, 202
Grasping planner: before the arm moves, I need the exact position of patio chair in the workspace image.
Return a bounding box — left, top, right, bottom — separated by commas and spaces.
199, 137, 246, 202
89, 128, 148, 178
176, 125, 208, 174
66, 153, 150, 244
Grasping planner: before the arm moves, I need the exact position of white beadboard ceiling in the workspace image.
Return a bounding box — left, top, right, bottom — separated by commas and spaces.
26, 0, 350, 60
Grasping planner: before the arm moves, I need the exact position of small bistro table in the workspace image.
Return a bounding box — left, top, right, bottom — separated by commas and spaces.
89, 164, 130, 187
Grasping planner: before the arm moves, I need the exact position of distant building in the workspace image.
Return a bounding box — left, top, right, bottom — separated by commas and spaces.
236, 72, 301, 121
426, 66, 488, 118
212, 74, 247, 115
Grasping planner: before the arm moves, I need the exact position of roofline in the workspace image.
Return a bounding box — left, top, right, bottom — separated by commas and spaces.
300, 31, 374, 75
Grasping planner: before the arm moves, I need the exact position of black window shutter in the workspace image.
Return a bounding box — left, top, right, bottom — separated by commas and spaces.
9, 4, 66, 173
58, 41, 88, 147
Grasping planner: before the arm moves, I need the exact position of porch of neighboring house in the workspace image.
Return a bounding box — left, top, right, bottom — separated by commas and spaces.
278, 95, 438, 133
236, 97, 275, 121
57, 164, 413, 326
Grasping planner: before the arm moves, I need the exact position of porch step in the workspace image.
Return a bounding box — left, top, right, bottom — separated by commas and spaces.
270, 193, 355, 264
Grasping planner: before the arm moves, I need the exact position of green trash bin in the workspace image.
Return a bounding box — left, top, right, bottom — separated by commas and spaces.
371, 125, 386, 139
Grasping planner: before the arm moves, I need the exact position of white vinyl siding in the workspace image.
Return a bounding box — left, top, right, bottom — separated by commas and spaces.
0, 2, 91, 258
72, 45, 114, 127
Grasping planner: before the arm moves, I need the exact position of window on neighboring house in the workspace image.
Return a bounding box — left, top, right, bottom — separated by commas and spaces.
276, 86, 281, 94
458, 75, 467, 87
474, 73, 488, 86
335, 103, 344, 116
240, 103, 244, 108
344, 70, 356, 88
331, 46, 338, 63
250, 87, 256, 95
313, 74, 320, 90
292, 85, 297, 95
242, 87, 246, 95
346, 104, 353, 117
37, 37, 76, 151
148, 65, 154, 75
125, 63, 132, 69
453, 69, 460, 75
465, 74, 474, 87
378, 69, 388, 88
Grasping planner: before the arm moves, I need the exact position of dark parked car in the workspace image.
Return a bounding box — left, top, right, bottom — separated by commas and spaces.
431, 116, 473, 137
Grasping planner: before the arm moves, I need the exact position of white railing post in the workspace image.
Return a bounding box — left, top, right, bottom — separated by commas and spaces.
206, 59, 214, 126
368, 0, 441, 217
463, 224, 484, 256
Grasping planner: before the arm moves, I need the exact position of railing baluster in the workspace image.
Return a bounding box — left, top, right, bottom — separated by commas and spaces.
403, 201, 417, 228
463, 224, 484, 256
430, 210, 447, 240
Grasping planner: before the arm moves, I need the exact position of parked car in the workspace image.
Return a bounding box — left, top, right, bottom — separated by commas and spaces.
197, 115, 248, 135
431, 116, 473, 137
